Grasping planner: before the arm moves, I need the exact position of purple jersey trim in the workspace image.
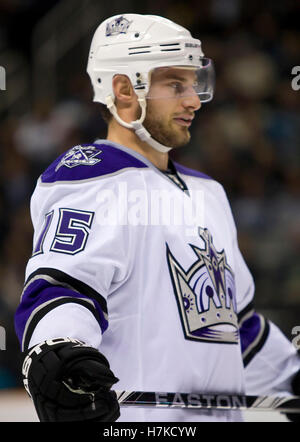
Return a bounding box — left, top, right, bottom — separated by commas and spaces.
173, 161, 213, 180
41, 143, 148, 183
14, 278, 108, 347
239, 312, 262, 354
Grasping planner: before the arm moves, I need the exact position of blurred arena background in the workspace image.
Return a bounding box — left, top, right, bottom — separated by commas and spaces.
0, 0, 299, 422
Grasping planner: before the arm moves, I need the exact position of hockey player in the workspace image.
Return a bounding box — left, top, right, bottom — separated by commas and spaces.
15, 14, 300, 422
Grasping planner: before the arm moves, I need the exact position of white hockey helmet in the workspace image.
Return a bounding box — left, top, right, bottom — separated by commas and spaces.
87, 14, 214, 153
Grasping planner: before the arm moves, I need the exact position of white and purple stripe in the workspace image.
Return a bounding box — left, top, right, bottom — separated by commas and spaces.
238, 302, 270, 366
15, 268, 108, 351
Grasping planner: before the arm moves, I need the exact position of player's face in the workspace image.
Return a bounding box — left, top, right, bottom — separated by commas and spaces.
143, 67, 201, 148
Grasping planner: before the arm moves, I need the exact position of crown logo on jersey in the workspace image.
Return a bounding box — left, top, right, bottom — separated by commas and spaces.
106, 16, 132, 37
55, 145, 102, 171
167, 228, 239, 344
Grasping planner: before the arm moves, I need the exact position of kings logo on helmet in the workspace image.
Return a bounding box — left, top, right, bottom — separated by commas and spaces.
106, 16, 132, 36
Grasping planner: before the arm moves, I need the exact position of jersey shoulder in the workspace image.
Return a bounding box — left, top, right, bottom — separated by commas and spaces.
174, 161, 213, 181
174, 160, 227, 197
174, 161, 228, 197
174, 161, 237, 233
41, 142, 148, 184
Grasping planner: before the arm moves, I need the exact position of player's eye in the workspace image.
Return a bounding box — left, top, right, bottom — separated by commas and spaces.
169, 82, 185, 94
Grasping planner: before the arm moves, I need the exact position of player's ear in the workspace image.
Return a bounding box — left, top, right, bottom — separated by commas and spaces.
112, 75, 136, 103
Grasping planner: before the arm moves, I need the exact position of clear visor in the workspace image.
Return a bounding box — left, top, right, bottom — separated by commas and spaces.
146, 59, 215, 103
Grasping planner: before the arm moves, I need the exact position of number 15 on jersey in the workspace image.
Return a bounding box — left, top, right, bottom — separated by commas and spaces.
32, 208, 94, 256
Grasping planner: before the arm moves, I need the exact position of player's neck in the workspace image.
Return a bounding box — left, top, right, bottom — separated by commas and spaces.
106, 120, 169, 171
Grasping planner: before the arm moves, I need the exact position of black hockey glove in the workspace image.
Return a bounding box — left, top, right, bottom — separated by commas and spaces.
22, 337, 120, 422
286, 368, 300, 422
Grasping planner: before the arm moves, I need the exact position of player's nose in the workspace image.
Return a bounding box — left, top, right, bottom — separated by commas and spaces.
181, 93, 201, 111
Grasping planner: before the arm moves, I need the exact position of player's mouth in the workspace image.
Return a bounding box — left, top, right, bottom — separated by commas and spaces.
173, 116, 193, 127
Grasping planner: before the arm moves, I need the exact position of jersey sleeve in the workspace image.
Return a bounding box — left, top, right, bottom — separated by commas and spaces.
215, 182, 300, 394
27, 303, 103, 350
14, 170, 137, 351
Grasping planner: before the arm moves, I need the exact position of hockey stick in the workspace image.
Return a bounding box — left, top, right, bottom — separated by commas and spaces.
116, 390, 300, 413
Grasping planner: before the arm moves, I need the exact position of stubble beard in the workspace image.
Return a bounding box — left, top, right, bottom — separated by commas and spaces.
143, 103, 191, 149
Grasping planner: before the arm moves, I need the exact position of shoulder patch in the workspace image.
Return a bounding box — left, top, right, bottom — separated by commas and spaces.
55, 145, 102, 170
41, 143, 148, 183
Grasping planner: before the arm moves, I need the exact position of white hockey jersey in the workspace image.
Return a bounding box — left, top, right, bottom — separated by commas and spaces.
15, 140, 299, 422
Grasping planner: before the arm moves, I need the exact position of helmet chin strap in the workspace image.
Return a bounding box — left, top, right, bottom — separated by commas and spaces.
105, 95, 172, 153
